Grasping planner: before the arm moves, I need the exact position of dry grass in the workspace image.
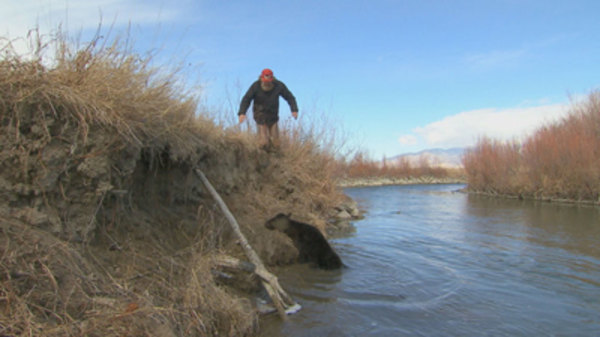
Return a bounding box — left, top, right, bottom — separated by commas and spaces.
463, 91, 600, 202
1, 29, 218, 159
0, 215, 256, 337
0, 29, 348, 336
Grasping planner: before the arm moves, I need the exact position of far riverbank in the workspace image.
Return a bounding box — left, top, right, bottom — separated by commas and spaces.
338, 176, 466, 188
461, 189, 600, 206
339, 178, 599, 206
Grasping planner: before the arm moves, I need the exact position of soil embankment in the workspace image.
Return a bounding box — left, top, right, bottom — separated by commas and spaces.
0, 40, 357, 336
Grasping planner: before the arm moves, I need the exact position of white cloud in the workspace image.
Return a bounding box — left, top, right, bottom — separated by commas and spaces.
1, 0, 182, 55
399, 103, 571, 149
398, 134, 417, 146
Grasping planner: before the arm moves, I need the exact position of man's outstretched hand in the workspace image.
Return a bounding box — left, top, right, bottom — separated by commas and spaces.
292, 111, 298, 120
238, 115, 246, 124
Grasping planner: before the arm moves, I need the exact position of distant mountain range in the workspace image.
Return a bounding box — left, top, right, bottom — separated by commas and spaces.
386, 147, 465, 168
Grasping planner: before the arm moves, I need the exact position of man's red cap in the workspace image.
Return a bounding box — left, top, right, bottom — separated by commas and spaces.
260, 68, 274, 82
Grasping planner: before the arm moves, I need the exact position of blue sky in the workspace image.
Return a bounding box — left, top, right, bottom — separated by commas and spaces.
2, 0, 599, 159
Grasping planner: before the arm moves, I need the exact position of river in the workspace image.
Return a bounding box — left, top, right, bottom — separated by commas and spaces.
258, 184, 600, 337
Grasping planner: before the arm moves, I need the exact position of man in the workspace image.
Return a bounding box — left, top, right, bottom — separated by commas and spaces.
238, 68, 298, 151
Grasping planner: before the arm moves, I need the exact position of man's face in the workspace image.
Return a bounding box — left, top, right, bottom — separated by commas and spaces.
260, 76, 274, 91
261, 74, 273, 82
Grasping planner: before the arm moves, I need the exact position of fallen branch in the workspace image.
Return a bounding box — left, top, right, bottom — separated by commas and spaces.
195, 168, 300, 319
213, 254, 256, 274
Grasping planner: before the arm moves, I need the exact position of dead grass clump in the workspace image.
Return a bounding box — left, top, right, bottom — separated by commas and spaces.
2, 30, 220, 160
0, 217, 100, 336
0, 217, 255, 337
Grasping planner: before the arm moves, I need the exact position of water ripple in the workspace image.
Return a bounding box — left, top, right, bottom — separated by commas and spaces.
259, 185, 600, 337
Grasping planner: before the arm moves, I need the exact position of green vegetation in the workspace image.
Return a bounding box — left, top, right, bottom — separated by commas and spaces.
463, 91, 600, 203
0, 32, 348, 336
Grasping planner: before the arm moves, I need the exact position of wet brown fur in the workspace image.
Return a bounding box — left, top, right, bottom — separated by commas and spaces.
265, 213, 343, 270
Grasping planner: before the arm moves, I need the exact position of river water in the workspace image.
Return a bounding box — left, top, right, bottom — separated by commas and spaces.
258, 184, 600, 337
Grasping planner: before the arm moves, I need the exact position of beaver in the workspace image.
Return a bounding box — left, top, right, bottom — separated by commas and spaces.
265, 213, 343, 270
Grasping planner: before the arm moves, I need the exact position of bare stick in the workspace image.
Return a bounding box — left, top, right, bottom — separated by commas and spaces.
195, 168, 299, 319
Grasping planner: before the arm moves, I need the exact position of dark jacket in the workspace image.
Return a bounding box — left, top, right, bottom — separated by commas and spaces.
238, 79, 298, 125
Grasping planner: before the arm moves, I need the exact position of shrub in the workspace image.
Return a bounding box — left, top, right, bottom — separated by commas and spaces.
463, 91, 600, 202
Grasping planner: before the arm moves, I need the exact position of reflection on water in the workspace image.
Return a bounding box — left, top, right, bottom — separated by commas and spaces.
465, 195, 600, 258
258, 184, 600, 337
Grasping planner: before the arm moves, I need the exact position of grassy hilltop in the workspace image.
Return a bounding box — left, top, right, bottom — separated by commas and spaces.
0, 35, 350, 336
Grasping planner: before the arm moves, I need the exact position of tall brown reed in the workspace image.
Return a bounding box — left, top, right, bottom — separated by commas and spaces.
463, 91, 600, 202
462, 137, 522, 195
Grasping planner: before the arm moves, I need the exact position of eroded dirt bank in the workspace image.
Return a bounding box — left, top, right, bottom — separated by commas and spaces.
0, 43, 357, 336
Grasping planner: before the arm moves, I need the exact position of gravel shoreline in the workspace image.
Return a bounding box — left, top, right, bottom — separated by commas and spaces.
337, 176, 466, 188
